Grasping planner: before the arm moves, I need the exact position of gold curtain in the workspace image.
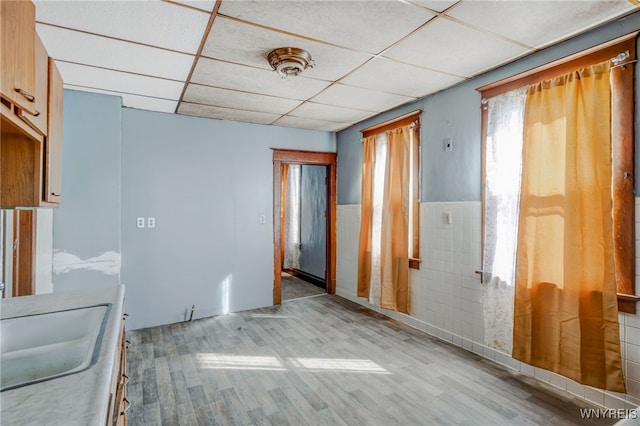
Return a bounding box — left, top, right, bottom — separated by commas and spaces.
357, 135, 376, 298
512, 61, 625, 392
380, 127, 410, 313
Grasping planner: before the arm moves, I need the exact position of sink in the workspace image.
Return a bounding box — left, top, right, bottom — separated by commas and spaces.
1, 304, 111, 391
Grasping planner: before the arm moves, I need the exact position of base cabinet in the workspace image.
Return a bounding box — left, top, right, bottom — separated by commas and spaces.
107, 322, 128, 425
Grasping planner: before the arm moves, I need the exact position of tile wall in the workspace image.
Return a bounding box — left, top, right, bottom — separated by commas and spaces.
336, 198, 640, 410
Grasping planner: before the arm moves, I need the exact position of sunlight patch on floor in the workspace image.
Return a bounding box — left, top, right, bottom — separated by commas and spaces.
249, 314, 298, 319
196, 353, 389, 374
196, 354, 286, 371
287, 357, 389, 374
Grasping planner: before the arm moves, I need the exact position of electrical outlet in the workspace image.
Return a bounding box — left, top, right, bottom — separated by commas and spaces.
259, 214, 266, 224
136, 217, 145, 228
443, 211, 452, 225
147, 217, 156, 228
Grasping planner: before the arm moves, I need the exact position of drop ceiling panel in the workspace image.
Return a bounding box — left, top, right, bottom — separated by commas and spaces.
311, 84, 415, 113
36, 24, 194, 81
32, 0, 639, 131
190, 57, 331, 100
55, 62, 185, 100
202, 17, 373, 81
341, 57, 465, 98
34, 0, 208, 54
288, 102, 373, 124
168, 0, 217, 12
409, 0, 460, 13
273, 116, 350, 132
183, 84, 302, 115
65, 85, 179, 113
448, 1, 636, 49
217, 0, 436, 53
178, 102, 281, 125
384, 18, 531, 78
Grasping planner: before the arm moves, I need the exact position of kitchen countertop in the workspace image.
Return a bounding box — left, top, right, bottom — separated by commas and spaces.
1, 285, 125, 426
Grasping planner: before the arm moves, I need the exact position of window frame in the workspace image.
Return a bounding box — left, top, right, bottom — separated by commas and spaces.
361, 110, 422, 270
477, 32, 638, 313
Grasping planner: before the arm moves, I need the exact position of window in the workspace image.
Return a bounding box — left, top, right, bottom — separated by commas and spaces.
478, 33, 637, 313
477, 34, 637, 392
356, 111, 420, 314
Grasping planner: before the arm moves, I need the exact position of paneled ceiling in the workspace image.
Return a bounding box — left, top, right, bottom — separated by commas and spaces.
34, 0, 638, 132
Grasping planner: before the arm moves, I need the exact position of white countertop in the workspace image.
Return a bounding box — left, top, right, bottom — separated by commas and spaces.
1, 285, 125, 426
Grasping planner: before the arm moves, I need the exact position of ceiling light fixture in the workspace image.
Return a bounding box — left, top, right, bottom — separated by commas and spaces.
267, 47, 315, 79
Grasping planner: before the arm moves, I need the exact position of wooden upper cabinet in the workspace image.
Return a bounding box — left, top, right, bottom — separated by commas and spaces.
1, 0, 37, 115
0, 0, 63, 208
0, 124, 43, 208
18, 34, 48, 135
45, 59, 63, 203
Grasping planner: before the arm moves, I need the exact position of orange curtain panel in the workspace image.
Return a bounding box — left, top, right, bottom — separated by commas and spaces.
380, 127, 410, 313
357, 135, 376, 298
512, 61, 625, 392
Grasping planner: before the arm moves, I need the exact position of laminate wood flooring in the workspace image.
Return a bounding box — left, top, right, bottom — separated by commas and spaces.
281, 272, 325, 301
126, 294, 612, 426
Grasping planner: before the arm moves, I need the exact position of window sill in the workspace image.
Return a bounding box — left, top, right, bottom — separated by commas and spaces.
618, 294, 640, 314
472, 274, 636, 314
409, 258, 421, 270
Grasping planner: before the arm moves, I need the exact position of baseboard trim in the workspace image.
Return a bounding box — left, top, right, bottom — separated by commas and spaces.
283, 268, 326, 289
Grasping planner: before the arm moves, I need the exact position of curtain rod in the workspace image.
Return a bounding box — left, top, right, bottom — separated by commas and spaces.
360, 109, 422, 134
611, 50, 637, 69
360, 119, 420, 142
477, 31, 638, 100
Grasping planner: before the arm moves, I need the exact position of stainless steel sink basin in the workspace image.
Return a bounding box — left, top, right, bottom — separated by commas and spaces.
1, 304, 111, 391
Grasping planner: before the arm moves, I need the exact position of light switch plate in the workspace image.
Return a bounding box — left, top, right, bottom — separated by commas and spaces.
444, 138, 453, 152
136, 217, 145, 228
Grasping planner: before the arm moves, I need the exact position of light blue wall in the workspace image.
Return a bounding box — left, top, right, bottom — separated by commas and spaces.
52, 90, 122, 292
52, 10, 639, 327
337, 11, 640, 204
120, 109, 335, 330
53, 91, 335, 330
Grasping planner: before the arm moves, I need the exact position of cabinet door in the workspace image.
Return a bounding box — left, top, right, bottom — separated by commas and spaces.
12, 209, 36, 296
0, 0, 36, 115
44, 59, 62, 204
117, 329, 128, 425
19, 34, 48, 135
0, 128, 43, 208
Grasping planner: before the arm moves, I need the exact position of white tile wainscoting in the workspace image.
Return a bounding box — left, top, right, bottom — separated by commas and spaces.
336, 198, 640, 411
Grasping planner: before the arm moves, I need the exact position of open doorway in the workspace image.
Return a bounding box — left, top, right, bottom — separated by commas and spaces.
282, 164, 326, 301
272, 149, 337, 305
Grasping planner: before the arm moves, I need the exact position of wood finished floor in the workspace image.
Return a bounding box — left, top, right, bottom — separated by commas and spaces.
126, 295, 612, 426
281, 272, 325, 301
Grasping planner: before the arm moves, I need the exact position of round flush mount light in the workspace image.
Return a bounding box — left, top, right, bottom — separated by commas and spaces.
267, 47, 315, 78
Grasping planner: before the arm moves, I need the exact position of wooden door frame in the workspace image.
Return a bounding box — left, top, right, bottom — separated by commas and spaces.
272, 149, 337, 305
